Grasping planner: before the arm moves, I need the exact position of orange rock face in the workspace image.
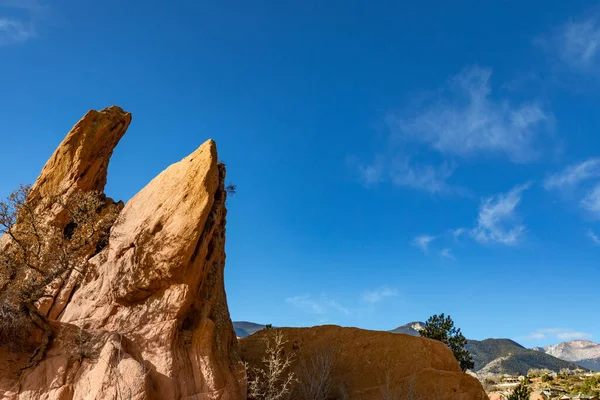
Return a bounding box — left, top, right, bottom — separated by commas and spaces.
27, 106, 131, 205
239, 326, 488, 400
0, 107, 245, 400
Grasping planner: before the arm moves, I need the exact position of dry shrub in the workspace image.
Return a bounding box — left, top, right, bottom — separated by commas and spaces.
0, 302, 33, 351
247, 330, 297, 400
72, 326, 100, 361
296, 345, 347, 400
0, 184, 119, 364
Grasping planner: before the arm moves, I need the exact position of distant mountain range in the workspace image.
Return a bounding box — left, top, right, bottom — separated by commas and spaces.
388, 322, 586, 375
465, 338, 581, 375
534, 340, 600, 372
235, 320, 597, 374
233, 321, 267, 338
389, 321, 425, 336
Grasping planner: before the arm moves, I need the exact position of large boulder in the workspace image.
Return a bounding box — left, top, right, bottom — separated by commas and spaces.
0, 107, 245, 400
239, 325, 488, 400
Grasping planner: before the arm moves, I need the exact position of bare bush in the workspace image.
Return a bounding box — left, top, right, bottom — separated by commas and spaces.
297, 347, 335, 400
73, 326, 99, 361
0, 302, 32, 351
296, 346, 346, 400
247, 330, 297, 400
0, 185, 118, 364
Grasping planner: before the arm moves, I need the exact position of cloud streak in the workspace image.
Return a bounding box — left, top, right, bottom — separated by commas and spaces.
471, 182, 531, 245
412, 234, 436, 253
450, 228, 466, 240
545, 159, 600, 219
0, 0, 47, 46
0, 17, 34, 45
525, 328, 592, 341
587, 229, 600, 245
356, 66, 551, 194
357, 154, 457, 194
545, 158, 600, 190
552, 14, 600, 74
581, 184, 600, 217
388, 66, 550, 163
286, 294, 349, 316
362, 286, 398, 304
440, 248, 455, 260
410, 183, 531, 257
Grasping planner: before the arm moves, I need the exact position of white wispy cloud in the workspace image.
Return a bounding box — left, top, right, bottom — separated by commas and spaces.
388, 66, 550, 163
553, 15, 600, 73
545, 158, 600, 190
545, 159, 600, 219
388, 159, 455, 194
526, 331, 546, 340
358, 155, 455, 194
557, 331, 593, 340
525, 328, 592, 341
356, 66, 551, 194
409, 184, 530, 254
286, 295, 325, 314
0, 0, 47, 46
362, 286, 398, 304
286, 294, 349, 316
440, 248, 455, 260
587, 229, 600, 245
471, 182, 531, 245
450, 228, 466, 240
0, 17, 34, 44
412, 234, 436, 253
357, 156, 385, 187
581, 183, 600, 217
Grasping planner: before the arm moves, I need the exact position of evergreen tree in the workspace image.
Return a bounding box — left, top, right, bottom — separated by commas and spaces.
419, 313, 474, 372
507, 381, 531, 400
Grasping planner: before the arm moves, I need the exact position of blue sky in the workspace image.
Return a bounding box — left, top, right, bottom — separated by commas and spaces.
1, 0, 600, 348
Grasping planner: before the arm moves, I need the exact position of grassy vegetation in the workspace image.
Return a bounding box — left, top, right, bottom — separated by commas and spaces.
484, 370, 600, 397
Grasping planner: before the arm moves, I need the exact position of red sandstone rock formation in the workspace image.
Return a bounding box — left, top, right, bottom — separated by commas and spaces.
240, 326, 488, 400
0, 106, 244, 400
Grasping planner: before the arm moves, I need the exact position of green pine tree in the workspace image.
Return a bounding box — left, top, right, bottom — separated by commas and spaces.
419, 313, 475, 372
507, 381, 531, 400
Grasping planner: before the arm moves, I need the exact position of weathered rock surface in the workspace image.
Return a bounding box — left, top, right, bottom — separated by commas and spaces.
240, 326, 488, 400
0, 107, 245, 400
28, 106, 131, 205
0, 107, 130, 319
